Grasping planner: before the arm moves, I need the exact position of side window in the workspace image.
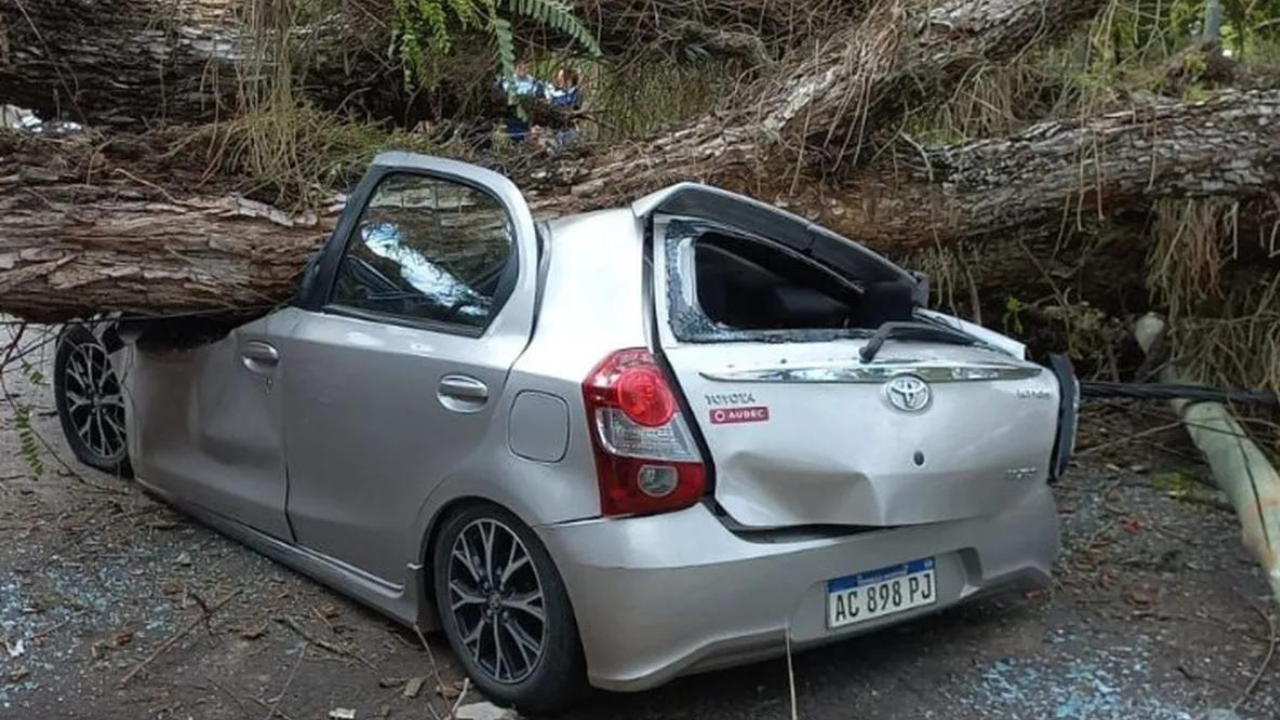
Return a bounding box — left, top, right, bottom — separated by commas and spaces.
330, 172, 516, 331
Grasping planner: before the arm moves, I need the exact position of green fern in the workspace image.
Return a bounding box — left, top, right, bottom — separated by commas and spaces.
20, 358, 43, 387
391, 0, 599, 91
505, 0, 599, 57
13, 359, 46, 478
14, 405, 43, 479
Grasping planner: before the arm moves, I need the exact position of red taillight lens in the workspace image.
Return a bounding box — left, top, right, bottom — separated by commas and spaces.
615, 367, 676, 427
583, 349, 706, 517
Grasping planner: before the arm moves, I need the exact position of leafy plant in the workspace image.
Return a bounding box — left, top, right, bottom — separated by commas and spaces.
14, 405, 43, 479
391, 0, 600, 91
1002, 296, 1025, 336
14, 359, 45, 479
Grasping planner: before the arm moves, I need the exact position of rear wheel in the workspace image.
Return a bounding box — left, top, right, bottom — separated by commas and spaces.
432, 504, 585, 714
54, 324, 131, 476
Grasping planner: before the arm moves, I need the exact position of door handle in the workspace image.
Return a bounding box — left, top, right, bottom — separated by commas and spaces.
241, 341, 279, 374
438, 374, 489, 412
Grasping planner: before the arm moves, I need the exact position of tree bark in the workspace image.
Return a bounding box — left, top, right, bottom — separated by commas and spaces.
766, 89, 1280, 250
0, 0, 857, 129
0, 0, 400, 127
2, 89, 1275, 323
576, 0, 858, 61
514, 0, 1110, 213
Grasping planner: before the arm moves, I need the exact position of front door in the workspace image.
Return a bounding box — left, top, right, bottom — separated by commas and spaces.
277, 155, 538, 583
124, 311, 297, 539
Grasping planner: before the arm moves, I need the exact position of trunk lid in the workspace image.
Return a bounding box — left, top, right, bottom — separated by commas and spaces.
663, 342, 1059, 528
644, 191, 1060, 529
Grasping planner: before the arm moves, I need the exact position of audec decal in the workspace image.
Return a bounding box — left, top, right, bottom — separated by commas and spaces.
709, 406, 770, 424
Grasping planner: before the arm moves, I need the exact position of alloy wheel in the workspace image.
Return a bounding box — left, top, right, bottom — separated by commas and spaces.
62, 339, 127, 462
446, 518, 547, 684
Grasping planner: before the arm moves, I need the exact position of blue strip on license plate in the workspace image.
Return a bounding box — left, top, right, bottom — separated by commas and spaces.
827, 557, 935, 592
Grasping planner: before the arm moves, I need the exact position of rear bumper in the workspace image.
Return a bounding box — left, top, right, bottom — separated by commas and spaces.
536, 484, 1059, 692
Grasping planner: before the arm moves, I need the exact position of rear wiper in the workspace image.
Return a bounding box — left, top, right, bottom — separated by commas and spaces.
858, 321, 977, 364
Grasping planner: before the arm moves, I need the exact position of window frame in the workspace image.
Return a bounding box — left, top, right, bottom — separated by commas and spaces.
298, 165, 521, 338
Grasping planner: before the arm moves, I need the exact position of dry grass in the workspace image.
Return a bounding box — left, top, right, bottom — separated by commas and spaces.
180, 104, 437, 210
583, 56, 749, 139
1172, 276, 1280, 397
1147, 198, 1232, 322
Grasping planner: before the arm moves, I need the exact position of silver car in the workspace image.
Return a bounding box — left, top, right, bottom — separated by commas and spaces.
53, 152, 1078, 713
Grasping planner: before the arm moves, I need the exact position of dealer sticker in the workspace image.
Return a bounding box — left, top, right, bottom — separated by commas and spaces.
709, 406, 770, 424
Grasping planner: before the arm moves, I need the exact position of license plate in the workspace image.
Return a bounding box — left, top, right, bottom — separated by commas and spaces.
826, 558, 936, 629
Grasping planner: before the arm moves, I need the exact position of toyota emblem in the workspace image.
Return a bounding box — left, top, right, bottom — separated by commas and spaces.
885, 375, 931, 412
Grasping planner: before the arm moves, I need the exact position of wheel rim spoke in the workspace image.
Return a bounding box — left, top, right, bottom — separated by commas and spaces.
492, 617, 506, 678
447, 518, 545, 684
499, 553, 529, 586
64, 338, 127, 462
449, 580, 486, 612
503, 590, 545, 623
452, 546, 483, 584
479, 521, 496, 583
504, 617, 538, 669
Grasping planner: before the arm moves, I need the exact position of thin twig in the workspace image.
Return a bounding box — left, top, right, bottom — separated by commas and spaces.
262, 643, 307, 720
450, 678, 471, 718
1230, 596, 1277, 713
275, 616, 376, 670
250, 697, 297, 720
120, 589, 242, 686
207, 677, 256, 720
415, 624, 457, 719
25, 611, 85, 643
785, 627, 798, 720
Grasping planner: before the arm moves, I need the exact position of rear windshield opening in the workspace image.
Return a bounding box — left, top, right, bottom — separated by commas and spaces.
691, 230, 916, 333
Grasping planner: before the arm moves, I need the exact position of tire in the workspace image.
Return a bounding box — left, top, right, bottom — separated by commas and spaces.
54, 324, 132, 477
432, 503, 585, 714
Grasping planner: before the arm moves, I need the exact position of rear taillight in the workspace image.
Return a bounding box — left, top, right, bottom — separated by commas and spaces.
582, 349, 706, 517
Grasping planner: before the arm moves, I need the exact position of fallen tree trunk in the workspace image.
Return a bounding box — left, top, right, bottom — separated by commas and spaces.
0, 0, 1119, 321
0, 0, 401, 127
0, 0, 857, 129
2, 88, 1276, 322
0, 147, 330, 322
751, 89, 1280, 250
577, 0, 861, 63
531, 0, 1110, 207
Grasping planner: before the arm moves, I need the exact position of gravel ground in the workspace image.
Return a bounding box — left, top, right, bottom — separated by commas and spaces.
0, 331, 1276, 720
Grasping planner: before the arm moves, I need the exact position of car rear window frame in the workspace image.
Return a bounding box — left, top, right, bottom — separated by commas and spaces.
663, 218, 883, 345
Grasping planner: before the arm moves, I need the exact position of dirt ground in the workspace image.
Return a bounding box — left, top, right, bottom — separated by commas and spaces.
1, 333, 1277, 720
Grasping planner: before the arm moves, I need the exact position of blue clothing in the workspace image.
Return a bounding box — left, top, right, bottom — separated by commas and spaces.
501, 74, 542, 98
505, 117, 532, 142
546, 85, 580, 109
498, 74, 542, 142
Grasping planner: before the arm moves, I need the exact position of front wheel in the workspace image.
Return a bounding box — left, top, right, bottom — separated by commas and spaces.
432, 504, 585, 714
54, 324, 131, 476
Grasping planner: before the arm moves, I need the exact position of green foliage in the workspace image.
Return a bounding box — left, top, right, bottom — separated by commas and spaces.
1152, 470, 1200, 495
1002, 296, 1025, 336
391, 0, 600, 91
14, 405, 42, 480
14, 359, 45, 479
20, 359, 43, 388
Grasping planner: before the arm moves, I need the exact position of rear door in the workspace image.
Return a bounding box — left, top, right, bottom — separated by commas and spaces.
647, 194, 1061, 530
276, 154, 538, 582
